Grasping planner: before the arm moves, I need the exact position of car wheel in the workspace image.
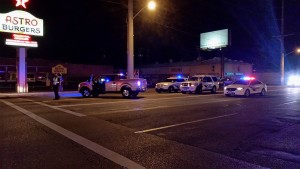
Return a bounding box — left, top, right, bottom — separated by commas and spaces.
244, 89, 250, 97
181, 91, 187, 94
122, 88, 132, 98
81, 88, 91, 98
168, 86, 174, 93
195, 86, 202, 94
156, 90, 162, 93
260, 88, 266, 96
225, 94, 231, 97
211, 86, 217, 94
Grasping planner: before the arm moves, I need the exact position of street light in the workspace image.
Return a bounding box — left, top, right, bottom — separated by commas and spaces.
282, 47, 300, 85
127, 0, 156, 78
286, 48, 300, 56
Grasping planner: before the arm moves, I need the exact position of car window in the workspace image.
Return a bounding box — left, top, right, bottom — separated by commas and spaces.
212, 77, 218, 82
190, 77, 201, 81
103, 75, 115, 81
256, 80, 262, 84
203, 77, 212, 82
250, 80, 261, 85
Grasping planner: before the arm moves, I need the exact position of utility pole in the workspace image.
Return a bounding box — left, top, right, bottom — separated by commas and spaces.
280, 0, 285, 86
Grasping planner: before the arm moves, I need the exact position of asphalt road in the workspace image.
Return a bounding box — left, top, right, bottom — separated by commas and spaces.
1, 87, 300, 169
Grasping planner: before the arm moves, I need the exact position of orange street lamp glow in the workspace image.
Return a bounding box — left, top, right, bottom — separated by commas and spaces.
148, 1, 156, 10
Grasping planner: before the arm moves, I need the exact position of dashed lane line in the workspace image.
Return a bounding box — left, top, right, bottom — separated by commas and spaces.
135, 113, 239, 133
0, 99, 146, 169
20, 98, 86, 117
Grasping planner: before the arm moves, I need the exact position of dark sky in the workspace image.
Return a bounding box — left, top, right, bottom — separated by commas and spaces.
0, 0, 299, 71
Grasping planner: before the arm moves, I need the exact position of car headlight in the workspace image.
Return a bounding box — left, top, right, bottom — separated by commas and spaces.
237, 87, 243, 90
224, 86, 227, 90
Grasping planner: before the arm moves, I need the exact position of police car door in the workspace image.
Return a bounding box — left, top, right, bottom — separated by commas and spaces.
203, 77, 212, 90
249, 80, 261, 94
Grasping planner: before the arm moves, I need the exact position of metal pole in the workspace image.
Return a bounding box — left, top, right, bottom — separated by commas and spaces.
127, 0, 134, 78
16, 47, 28, 93
280, 0, 285, 86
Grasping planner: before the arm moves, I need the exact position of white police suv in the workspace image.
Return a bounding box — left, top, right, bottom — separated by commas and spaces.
180, 75, 219, 94
224, 77, 267, 97
155, 76, 188, 93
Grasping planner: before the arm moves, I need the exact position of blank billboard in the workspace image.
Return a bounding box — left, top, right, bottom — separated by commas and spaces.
200, 29, 228, 50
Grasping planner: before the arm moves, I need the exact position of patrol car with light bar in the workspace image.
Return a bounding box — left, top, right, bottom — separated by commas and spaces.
155, 75, 188, 93
224, 77, 267, 97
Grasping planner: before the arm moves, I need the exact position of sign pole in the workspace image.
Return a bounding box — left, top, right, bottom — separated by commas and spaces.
16, 47, 28, 93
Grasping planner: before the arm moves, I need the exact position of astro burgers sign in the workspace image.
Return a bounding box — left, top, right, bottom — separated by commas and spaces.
0, 0, 43, 47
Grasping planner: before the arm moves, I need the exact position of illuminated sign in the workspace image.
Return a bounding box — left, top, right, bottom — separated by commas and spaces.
200, 29, 229, 50
13, 34, 31, 40
0, 10, 43, 36
52, 64, 68, 74
5, 34, 37, 47
16, 0, 29, 9
5, 39, 38, 47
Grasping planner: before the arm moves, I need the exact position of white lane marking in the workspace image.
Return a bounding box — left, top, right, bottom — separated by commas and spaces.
87, 99, 233, 115
277, 101, 297, 106
88, 105, 170, 115
0, 99, 146, 169
20, 98, 86, 117
135, 113, 238, 133
56, 94, 224, 108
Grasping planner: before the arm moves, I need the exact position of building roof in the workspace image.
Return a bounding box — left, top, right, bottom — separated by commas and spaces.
141, 57, 251, 68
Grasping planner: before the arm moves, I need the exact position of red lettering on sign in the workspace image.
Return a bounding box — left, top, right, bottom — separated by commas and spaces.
5, 16, 38, 26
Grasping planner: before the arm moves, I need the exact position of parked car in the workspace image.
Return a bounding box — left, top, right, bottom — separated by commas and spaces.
180, 75, 219, 94
78, 74, 147, 98
219, 77, 234, 87
155, 76, 188, 93
224, 77, 267, 97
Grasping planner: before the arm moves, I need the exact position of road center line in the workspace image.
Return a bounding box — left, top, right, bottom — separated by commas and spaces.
0, 99, 145, 169
135, 113, 238, 134
20, 98, 86, 117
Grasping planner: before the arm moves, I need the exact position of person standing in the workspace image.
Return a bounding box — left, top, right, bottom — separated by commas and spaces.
53, 73, 60, 100
58, 73, 64, 92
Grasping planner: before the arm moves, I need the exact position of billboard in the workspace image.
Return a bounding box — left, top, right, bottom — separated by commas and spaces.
0, 10, 44, 36
200, 29, 229, 50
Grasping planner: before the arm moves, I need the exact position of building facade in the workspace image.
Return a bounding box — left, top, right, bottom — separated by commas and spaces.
0, 57, 113, 90
140, 57, 253, 86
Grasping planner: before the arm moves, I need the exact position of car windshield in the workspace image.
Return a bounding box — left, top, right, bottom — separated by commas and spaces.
233, 80, 250, 85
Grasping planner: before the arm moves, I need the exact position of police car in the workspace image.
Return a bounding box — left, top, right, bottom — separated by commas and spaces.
155, 76, 188, 93
224, 77, 267, 97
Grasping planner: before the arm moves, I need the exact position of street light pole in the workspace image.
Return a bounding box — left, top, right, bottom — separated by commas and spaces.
127, 0, 134, 79
127, 0, 156, 79
280, 0, 285, 86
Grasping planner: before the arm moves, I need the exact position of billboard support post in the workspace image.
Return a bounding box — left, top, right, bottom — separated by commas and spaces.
16, 47, 28, 93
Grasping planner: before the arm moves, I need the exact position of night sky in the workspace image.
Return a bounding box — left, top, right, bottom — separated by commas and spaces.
0, 0, 299, 71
